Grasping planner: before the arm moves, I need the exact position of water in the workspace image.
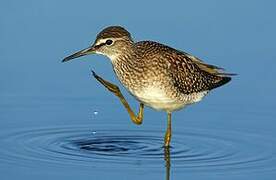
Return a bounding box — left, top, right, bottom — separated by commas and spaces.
1, 126, 275, 171
1, 1, 276, 180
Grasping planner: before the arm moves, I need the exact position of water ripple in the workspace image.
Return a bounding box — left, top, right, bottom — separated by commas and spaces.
0, 126, 275, 172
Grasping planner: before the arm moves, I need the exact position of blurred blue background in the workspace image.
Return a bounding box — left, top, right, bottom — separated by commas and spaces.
0, 0, 276, 180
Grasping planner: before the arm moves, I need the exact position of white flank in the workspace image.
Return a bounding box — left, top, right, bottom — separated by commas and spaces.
131, 86, 209, 112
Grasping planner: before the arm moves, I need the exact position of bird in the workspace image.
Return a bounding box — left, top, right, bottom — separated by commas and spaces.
62, 26, 233, 147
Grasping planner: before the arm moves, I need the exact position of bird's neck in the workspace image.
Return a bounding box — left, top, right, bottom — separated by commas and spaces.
111, 45, 142, 89
109, 44, 137, 65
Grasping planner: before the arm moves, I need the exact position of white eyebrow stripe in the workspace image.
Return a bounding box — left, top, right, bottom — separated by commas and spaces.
94, 37, 125, 46
95, 38, 109, 46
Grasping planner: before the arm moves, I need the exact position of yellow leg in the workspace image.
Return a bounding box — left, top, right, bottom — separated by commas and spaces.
92, 70, 144, 125
164, 113, 172, 147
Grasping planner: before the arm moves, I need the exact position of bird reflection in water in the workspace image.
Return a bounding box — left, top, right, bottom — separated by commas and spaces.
164, 147, 171, 180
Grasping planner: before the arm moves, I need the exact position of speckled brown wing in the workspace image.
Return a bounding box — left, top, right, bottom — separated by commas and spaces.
166, 49, 231, 94
137, 41, 231, 95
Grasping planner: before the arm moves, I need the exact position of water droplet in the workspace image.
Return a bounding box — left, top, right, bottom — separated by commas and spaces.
93, 111, 98, 115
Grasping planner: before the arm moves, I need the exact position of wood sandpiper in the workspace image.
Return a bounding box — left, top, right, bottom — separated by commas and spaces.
62, 26, 233, 147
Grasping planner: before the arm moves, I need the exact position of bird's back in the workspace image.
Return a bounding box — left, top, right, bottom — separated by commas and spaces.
135, 41, 232, 95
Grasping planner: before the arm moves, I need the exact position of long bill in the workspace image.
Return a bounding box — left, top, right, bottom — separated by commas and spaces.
62, 46, 96, 62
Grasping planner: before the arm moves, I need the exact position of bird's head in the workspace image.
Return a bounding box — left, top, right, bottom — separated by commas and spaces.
62, 26, 134, 63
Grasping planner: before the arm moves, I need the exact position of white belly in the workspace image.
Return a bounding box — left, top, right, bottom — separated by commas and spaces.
131, 86, 208, 112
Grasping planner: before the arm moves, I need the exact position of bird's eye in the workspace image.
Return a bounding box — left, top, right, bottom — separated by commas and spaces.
105, 39, 113, 46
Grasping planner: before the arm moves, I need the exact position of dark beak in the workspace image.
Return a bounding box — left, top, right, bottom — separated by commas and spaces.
62, 46, 96, 62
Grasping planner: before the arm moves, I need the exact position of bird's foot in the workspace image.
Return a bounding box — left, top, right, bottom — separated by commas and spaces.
91, 70, 121, 97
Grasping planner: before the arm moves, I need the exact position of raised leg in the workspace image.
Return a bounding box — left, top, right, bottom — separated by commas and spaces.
92, 70, 144, 125
164, 113, 172, 147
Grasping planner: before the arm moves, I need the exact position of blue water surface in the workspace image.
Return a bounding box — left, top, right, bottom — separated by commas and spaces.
1, 0, 276, 180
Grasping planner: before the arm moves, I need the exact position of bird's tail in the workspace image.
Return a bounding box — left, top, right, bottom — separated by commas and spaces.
213, 76, 232, 89
210, 73, 236, 90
